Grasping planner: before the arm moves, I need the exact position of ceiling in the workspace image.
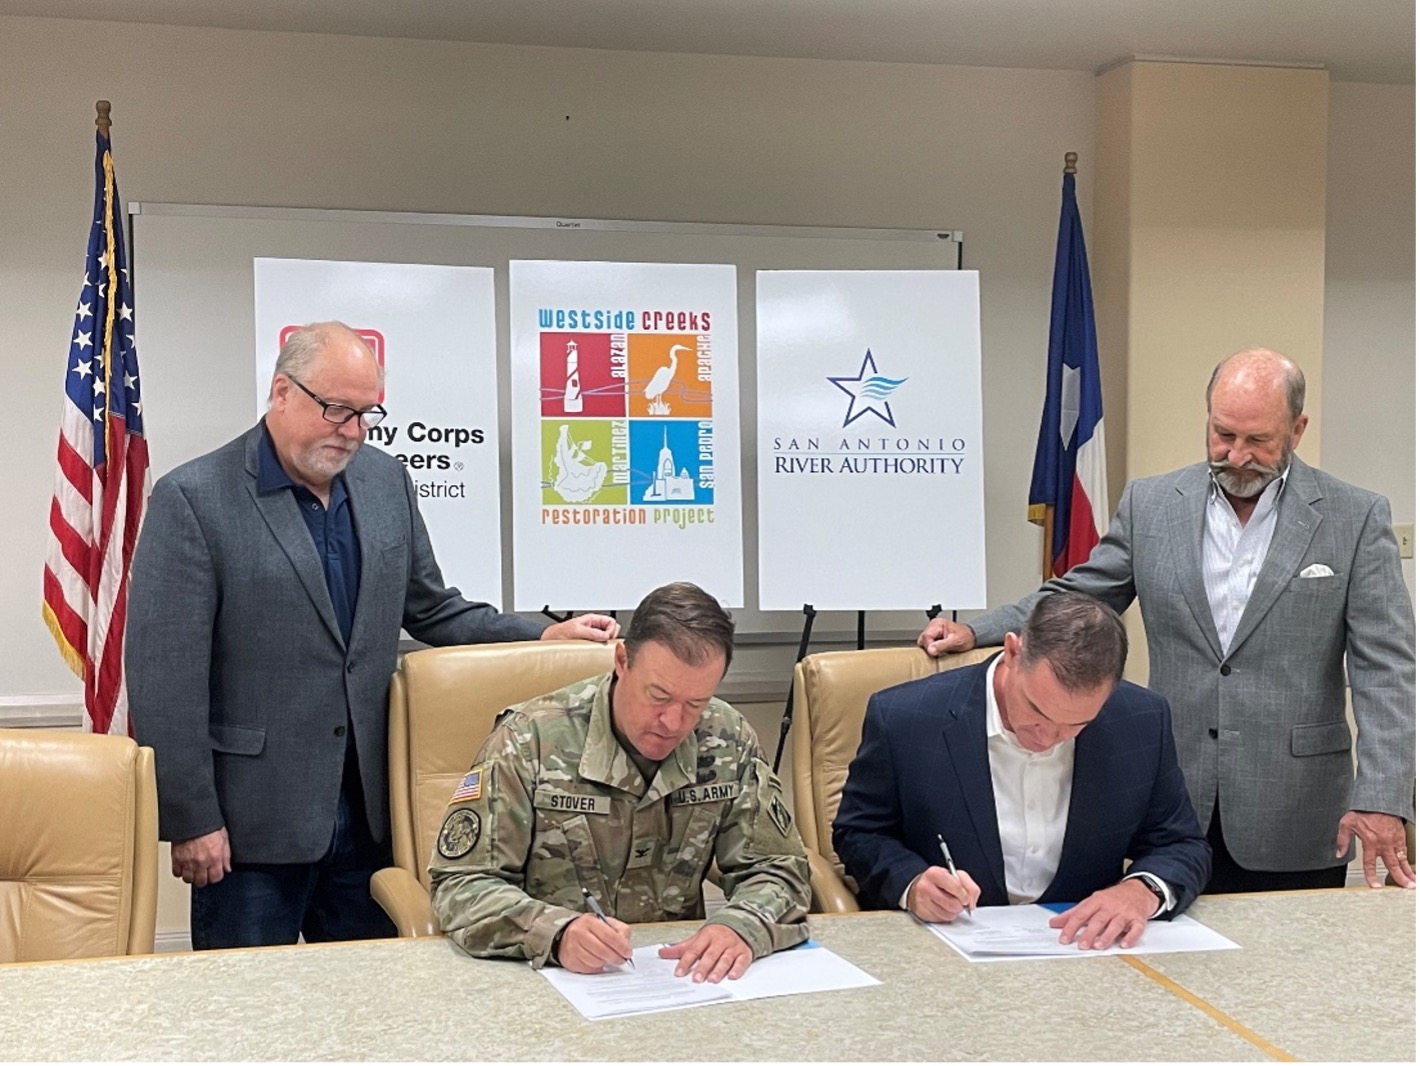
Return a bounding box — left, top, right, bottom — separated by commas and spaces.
1, 0, 1413, 84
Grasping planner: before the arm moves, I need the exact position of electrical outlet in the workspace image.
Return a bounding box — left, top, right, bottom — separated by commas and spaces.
1396, 523, 1414, 559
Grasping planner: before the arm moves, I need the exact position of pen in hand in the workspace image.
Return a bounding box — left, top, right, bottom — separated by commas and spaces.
581, 887, 635, 969
937, 833, 973, 916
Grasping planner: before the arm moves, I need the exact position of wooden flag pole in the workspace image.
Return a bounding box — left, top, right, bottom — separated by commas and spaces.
1040, 507, 1055, 582
96, 100, 112, 135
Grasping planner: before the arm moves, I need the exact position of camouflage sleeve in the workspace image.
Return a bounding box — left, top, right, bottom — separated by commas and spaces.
705, 733, 811, 958
428, 716, 578, 967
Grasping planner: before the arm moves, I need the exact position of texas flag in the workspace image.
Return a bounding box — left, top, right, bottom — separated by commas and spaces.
1027, 163, 1108, 579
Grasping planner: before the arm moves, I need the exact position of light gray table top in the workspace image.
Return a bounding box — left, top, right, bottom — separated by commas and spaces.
0, 888, 1410, 1061
1140, 889, 1414, 1063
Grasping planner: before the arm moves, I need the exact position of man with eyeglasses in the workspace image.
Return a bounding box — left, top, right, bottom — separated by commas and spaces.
128, 321, 619, 950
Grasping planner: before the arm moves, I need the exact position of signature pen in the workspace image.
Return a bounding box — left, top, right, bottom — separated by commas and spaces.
581, 886, 635, 969
937, 833, 973, 916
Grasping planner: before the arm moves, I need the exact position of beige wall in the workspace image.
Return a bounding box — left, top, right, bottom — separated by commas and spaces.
1092, 66, 1133, 509
1, 14, 1091, 701
1096, 61, 1330, 482
1321, 81, 1416, 597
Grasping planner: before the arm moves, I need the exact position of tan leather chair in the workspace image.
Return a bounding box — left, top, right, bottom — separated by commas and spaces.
0, 728, 158, 961
790, 645, 1000, 912
372, 639, 618, 936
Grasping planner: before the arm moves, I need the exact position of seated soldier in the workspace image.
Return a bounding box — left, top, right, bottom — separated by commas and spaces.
430, 581, 810, 982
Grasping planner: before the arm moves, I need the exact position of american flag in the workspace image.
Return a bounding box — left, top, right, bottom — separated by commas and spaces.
41, 119, 150, 736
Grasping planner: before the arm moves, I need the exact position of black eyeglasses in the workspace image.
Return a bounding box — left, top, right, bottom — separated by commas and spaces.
288, 376, 387, 429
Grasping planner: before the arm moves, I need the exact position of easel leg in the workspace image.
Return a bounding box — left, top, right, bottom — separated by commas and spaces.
772, 604, 817, 774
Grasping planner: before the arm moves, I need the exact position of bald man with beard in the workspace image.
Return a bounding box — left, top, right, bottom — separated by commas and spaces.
919, 348, 1415, 894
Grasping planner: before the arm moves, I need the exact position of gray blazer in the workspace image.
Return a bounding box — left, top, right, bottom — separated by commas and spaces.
127, 424, 546, 864
969, 459, 1415, 871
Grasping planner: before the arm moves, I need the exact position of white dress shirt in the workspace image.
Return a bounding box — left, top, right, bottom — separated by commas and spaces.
1202, 467, 1289, 653
901, 657, 1174, 916
982, 656, 1075, 903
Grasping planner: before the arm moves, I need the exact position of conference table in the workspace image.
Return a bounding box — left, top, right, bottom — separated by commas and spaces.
0, 889, 1411, 1061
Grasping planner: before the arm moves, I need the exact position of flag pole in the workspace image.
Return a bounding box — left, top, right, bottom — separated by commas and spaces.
1040, 507, 1054, 583
1029, 148, 1107, 586
43, 97, 152, 733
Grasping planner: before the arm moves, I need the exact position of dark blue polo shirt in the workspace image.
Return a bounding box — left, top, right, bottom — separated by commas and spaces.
257, 423, 361, 647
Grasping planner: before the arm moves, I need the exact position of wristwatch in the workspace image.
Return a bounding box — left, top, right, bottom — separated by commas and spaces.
1136, 874, 1169, 915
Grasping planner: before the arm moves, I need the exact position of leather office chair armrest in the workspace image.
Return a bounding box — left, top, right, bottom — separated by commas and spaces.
806, 849, 860, 914
370, 867, 439, 938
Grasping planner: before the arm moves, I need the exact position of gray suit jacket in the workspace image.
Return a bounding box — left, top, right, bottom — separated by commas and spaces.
969, 459, 1415, 871
127, 423, 546, 863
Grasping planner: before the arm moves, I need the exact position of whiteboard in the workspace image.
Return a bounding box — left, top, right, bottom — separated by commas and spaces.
131, 203, 961, 633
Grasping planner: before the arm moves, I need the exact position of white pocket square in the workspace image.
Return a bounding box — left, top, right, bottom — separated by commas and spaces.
1299, 563, 1335, 578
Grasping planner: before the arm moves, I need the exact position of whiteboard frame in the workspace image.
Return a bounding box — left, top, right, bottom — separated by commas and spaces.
132, 201, 963, 247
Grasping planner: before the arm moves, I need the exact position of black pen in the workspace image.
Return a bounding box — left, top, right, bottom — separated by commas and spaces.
937, 833, 973, 916
581, 887, 634, 969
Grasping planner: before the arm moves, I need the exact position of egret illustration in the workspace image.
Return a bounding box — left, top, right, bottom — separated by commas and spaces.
645, 343, 690, 415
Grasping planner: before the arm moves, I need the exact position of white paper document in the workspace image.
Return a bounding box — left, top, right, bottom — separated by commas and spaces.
926, 905, 1240, 963
539, 940, 880, 1020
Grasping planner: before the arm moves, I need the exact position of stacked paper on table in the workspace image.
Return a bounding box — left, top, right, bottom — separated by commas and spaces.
925, 904, 1240, 963
539, 939, 880, 1020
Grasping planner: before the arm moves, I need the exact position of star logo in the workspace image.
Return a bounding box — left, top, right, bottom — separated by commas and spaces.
827, 349, 908, 428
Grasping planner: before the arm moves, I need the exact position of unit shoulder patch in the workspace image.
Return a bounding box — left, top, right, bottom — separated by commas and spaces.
768, 794, 792, 837
437, 809, 481, 860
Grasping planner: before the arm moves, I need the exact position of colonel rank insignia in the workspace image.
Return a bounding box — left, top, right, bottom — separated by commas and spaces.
437, 809, 481, 859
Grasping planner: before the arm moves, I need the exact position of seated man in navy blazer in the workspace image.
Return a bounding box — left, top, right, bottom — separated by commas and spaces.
834, 592, 1210, 950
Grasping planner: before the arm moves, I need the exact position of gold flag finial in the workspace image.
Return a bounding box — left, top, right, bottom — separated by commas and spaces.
95, 100, 112, 136
1064, 151, 1078, 174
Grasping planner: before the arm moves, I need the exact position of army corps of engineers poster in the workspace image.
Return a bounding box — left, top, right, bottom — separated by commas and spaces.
509, 260, 743, 610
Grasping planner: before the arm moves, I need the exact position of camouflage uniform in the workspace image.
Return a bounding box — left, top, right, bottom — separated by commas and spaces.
429, 673, 810, 967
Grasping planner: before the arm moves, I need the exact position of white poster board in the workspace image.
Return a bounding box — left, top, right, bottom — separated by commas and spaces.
252, 258, 505, 606
509, 260, 743, 609
756, 270, 986, 610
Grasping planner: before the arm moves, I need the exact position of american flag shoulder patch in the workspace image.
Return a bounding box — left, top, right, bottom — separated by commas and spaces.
450, 768, 483, 802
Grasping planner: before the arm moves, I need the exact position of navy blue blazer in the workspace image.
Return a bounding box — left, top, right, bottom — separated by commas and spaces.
832, 657, 1210, 915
